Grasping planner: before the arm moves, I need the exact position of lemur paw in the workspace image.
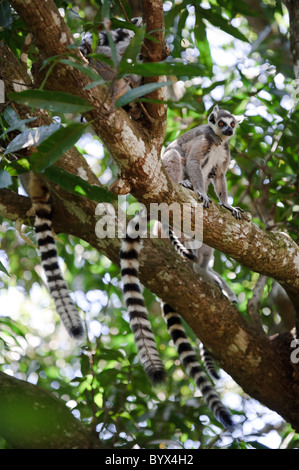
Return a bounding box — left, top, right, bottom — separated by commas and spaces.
179, 179, 194, 190
197, 192, 211, 208
219, 203, 244, 220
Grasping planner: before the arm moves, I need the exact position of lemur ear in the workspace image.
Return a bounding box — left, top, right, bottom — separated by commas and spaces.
208, 105, 219, 124
234, 114, 245, 124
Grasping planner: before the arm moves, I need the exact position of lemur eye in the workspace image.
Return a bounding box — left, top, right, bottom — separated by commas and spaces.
218, 121, 224, 127
231, 122, 235, 128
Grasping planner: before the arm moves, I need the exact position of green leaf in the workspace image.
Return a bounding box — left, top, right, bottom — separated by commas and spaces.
82, 52, 114, 68
1, 106, 38, 139
101, 0, 110, 20
58, 59, 103, 81
84, 79, 106, 90
80, 354, 90, 377
3, 106, 20, 126
0, 169, 12, 188
116, 81, 172, 108
198, 6, 250, 43
0, 261, 9, 276
4, 123, 60, 155
30, 123, 88, 173
8, 90, 93, 114
118, 25, 146, 75
0, 317, 25, 336
194, 14, 213, 75
44, 165, 116, 203
106, 30, 119, 68
118, 60, 204, 78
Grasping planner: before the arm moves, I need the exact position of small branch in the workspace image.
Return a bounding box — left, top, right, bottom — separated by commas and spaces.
247, 274, 268, 333
284, 0, 299, 80
141, 0, 168, 126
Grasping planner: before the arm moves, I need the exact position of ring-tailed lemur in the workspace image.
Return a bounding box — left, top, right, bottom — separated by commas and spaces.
120, 219, 166, 385
121, 106, 243, 429
162, 104, 244, 219
162, 303, 232, 428
20, 173, 84, 339
17, 19, 144, 338
80, 17, 166, 382
199, 341, 220, 381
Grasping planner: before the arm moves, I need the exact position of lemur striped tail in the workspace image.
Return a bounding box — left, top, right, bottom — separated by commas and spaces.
199, 342, 220, 381
162, 224, 197, 261
162, 303, 233, 429
29, 178, 84, 339
120, 227, 166, 385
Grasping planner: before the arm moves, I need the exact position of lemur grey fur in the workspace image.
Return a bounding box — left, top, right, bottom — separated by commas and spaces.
161, 104, 243, 298
20, 173, 84, 339
162, 104, 244, 219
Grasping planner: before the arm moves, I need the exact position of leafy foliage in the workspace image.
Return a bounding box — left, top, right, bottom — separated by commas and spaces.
0, 0, 298, 450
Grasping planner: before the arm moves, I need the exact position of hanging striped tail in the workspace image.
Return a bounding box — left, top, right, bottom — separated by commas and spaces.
120, 220, 166, 385
162, 224, 197, 262
29, 178, 84, 339
162, 303, 233, 429
199, 342, 220, 380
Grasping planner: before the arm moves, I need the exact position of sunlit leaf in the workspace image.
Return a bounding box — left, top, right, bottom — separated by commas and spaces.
0, 261, 9, 276
8, 90, 93, 114
4, 123, 60, 155
30, 123, 89, 172
0, 169, 12, 188
116, 81, 172, 107
44, 165, 116, 203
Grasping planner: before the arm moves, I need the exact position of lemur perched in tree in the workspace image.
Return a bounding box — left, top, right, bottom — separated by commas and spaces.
121, 104, 244, 429
161, 104, 243, 296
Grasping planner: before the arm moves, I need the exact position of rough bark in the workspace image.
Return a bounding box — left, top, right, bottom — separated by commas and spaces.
284, 0, 299, 81
1, 0, 299, 442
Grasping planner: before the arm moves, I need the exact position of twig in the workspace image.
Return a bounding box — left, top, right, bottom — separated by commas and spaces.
247, 274, 268, 333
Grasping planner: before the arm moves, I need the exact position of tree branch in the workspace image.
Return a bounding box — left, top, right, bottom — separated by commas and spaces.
0, 371, 102, 448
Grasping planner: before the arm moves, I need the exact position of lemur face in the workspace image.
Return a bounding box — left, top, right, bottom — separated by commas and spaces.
208, 105, 243, 140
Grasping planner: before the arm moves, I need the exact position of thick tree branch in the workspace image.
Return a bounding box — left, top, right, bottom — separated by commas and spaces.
0, 371, 101, 448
